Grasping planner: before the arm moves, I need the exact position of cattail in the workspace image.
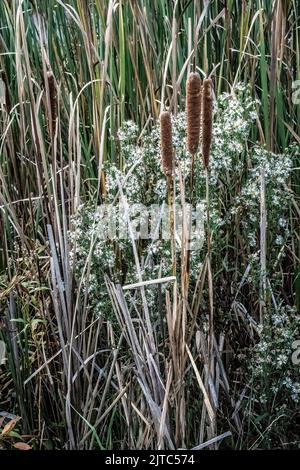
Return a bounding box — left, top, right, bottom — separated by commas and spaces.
186, 72, 202, 155
160, 111, 173, 176
202, 78, 213, 168
47, 71, 57, 135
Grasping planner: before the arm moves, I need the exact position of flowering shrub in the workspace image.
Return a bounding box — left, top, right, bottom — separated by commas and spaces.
251, 306, 300, 404
241, 305, 300, 448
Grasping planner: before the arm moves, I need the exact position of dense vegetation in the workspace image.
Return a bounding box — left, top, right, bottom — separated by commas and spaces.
0, 0, 299, 450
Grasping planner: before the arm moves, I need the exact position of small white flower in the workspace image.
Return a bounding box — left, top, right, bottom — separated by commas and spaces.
275, 235, 284, 246
278, 218, 287, 228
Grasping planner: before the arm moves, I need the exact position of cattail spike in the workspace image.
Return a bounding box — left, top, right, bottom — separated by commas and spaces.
202, 78, 213, 168
160, 111, 173, 176
47, 71, 57, 136
186, 72, 202, 155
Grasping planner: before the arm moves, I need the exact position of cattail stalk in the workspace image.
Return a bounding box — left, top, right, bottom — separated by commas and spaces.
185, 73, 202, 285
160, 111, 173, 176
259, 167, 267, 325
202, 78, 213, 168
201, 78, 215, 395
47, 71, 57, 137
160, 111, 176, 275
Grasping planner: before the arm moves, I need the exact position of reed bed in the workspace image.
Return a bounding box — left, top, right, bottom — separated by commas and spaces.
0, 0, 299, 451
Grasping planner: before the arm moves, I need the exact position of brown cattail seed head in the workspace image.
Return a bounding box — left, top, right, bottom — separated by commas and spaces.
186, 72, 202, 155
160, 111, 173, 176
47, 71, 57, 135
202, 78, 213, 168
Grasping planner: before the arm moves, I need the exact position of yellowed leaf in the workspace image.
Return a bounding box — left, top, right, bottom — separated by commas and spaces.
13, 442, 32, 450
0, 340, 6, 365
1, 419, 17, 436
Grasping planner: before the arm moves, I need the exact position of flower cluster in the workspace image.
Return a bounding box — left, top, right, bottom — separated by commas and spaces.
250, 305, 300, 404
